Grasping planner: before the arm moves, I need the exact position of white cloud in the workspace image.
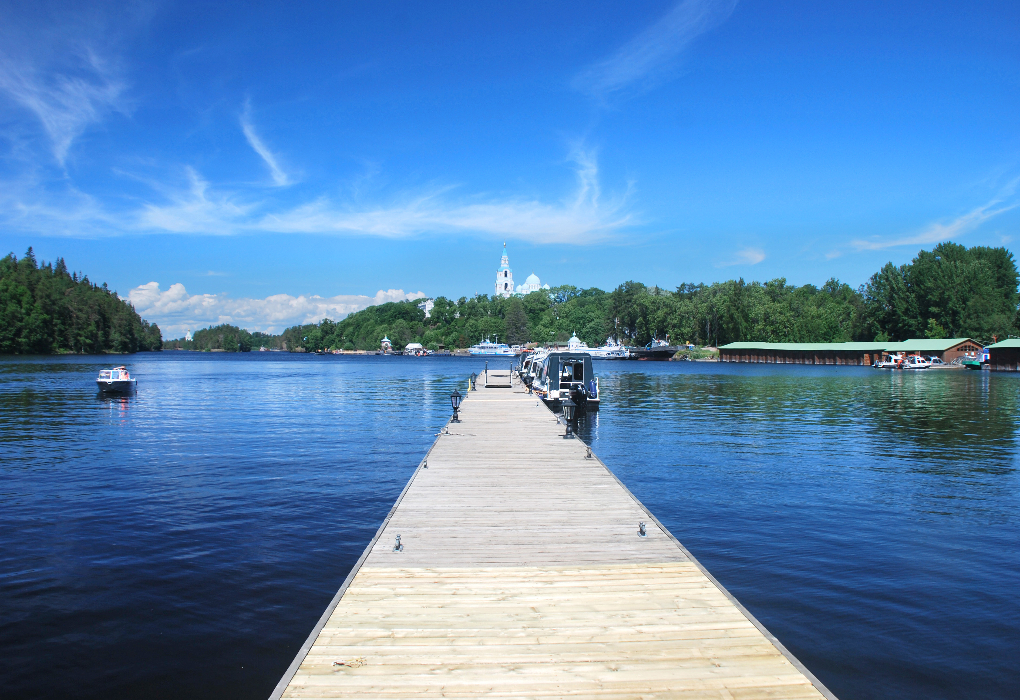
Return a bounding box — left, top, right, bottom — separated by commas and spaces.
136, 168, 255, 234
852, 186, 1018, 251
130, 149, 633, 243
573, 0, 737, 99
717, 246, 765, 267
240, 101, 290, 186
0, 47, 128, 164
128, 281, 426, 338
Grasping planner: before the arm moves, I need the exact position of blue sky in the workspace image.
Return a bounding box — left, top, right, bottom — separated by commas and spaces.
1, 0, 1018, 336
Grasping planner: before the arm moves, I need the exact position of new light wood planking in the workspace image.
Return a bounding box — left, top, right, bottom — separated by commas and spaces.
272, 379, 836, 699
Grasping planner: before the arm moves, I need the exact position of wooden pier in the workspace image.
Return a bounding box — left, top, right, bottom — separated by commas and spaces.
271, 379, 836, 699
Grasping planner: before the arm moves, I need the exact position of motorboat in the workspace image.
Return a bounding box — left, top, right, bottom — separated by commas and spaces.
562, 332, 630, 359
588, 338, 630, 359
875, 353, 905, 369
628, 338, 678, 361
530, 352, 600, 411
903, 355, 931, 369
96, 366, 136, 393
518, 347, 548, 388
469, 337, 521, 356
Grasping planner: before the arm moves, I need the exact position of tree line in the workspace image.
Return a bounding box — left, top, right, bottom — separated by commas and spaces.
163, 324, 285, 352
290, 242, 1019, 353
0, 248, 163, 354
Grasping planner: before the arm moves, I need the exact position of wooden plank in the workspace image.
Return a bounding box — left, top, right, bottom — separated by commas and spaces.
273, 380, 837, 699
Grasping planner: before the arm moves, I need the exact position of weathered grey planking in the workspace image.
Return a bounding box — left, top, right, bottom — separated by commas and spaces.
273, 380, 837, 699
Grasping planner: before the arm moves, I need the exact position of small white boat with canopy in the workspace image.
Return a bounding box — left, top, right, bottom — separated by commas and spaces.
96, 366, 136, 393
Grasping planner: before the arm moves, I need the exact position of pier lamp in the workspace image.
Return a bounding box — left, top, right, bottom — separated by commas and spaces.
561, 398, 576, 438
450, 389, 463, 423
470, 373, 477, 391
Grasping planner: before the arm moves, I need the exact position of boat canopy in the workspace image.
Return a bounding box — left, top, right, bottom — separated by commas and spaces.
540, 352, 595, 393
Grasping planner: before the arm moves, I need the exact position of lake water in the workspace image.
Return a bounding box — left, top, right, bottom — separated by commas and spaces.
1, 354, 1017, 699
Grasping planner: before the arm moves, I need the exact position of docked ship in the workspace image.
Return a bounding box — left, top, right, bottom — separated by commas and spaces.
566, 333, 629, 359
628, 338, 679, 361
588, 337, 629, 359
469, 337, 521, 356
528, 351, 600, 411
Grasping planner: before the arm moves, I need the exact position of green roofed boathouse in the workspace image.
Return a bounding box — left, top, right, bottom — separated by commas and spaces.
719, 338, 983, 366
988, 339, 1020, 372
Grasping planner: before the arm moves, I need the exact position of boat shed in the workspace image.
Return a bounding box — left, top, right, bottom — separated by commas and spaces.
988, 339, 1020, 371
719, 337, 984, 365
879, 338, 982, 363
719, 342, 888, 365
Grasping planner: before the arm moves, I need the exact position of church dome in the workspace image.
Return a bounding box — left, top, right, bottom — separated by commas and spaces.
525, 273, 540, 284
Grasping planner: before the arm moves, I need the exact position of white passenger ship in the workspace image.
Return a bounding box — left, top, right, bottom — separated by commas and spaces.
469, 337, 522, 356
567, 333, 629, 359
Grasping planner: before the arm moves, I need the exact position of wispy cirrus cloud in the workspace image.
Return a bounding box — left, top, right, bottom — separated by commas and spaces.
240, 100, 290, 186
852, 183, 1019, 251
136, 167, 256, 234
128, 281, 426, 338
128, 149, 633, 243
573, 0, 737, 100
0, 46, 128, 165
717, 246, 765, 267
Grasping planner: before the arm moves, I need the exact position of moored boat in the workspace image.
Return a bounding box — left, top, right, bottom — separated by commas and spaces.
875, 353, 904, 369
468, 337, 521, 356
530, 351, 600, 411
903, 355, 931, 369
589, 338, 630, 359
96, 366, 136, 393
628, 338, 678, 361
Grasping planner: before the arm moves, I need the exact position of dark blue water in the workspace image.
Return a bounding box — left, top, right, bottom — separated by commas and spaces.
1, 355, 1017, 699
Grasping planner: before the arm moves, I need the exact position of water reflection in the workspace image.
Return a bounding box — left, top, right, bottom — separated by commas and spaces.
596, 366, 1019, 476
97, 392, 132, 419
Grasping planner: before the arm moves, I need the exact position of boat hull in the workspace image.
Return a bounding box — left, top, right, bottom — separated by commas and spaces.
628, 346, 678, 361
97, 379, 136, 393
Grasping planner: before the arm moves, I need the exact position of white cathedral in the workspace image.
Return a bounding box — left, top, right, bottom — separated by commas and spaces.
494, 243, 550, 298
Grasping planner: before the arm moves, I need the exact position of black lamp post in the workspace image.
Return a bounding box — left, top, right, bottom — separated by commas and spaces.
561, 398, 576, 438
469, 373, 477, 391
450, 389, 462, 423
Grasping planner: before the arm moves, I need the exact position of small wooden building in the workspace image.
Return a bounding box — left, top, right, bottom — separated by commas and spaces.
988, 339, 1020, 372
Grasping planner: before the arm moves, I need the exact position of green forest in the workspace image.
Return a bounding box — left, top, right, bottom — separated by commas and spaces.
289, 242, 1019, 353
163, 323, 313, 352
0, 248, 163, 354
163, 324, 285, 352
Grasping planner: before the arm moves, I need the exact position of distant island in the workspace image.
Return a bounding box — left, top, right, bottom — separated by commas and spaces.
165, 241, 1020, 354
163, 325, 290, 353
0, 249, 162, 355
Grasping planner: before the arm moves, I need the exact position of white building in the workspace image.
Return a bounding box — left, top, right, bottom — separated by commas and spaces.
493, 244, 551, 298
516, 272, 550, 295
494, 243, 514, 298
417, 298, 434, 318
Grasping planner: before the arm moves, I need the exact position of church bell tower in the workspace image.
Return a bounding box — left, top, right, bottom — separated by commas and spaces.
494, 243, 514, 298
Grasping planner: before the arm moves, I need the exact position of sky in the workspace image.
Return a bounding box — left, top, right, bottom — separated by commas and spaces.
1, 0, 1018, 337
